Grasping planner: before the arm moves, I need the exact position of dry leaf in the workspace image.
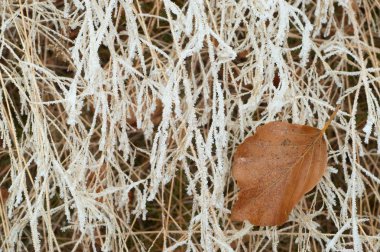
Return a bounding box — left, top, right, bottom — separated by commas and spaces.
231, 121, 329, 226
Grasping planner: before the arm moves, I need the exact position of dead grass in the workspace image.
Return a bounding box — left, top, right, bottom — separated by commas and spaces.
0, 0, 380, 251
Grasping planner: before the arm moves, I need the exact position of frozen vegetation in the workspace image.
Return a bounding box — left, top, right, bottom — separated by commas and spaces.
0, 0, 379, 251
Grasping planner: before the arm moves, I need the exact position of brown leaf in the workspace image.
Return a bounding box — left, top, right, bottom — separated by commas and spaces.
231, 121, 328, 226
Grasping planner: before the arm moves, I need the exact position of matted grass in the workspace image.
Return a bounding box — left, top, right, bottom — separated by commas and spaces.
0, 0, 379, 251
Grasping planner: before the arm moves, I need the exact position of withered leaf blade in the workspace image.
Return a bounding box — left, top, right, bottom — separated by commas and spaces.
0, 187, 9, 204
231, 121, 328, 226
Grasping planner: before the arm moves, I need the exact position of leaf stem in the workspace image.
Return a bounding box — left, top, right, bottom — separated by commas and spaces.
321, 105, 341, 134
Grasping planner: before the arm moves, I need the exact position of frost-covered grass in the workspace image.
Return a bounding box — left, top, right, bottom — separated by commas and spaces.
0, 0, 379, 251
